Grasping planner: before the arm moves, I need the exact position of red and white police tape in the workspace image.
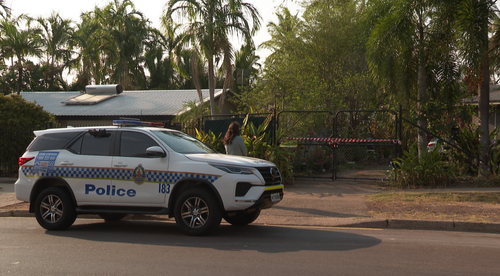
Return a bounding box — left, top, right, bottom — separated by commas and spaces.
282, 137, 401, 145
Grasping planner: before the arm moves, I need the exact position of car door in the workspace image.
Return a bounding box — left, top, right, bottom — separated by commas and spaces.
64, 129, 115, 204
110, 130, 169, 205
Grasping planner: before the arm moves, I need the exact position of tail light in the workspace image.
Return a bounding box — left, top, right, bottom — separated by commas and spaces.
19, 157, 34, 166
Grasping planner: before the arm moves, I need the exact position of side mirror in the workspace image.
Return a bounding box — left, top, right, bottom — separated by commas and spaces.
146, 146, 166, 157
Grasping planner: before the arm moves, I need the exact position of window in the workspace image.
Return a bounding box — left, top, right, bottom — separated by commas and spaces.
120, 131, 160, 157
69, 131, 114, 156
29, 132, 82, 152
151, 130, 216, 154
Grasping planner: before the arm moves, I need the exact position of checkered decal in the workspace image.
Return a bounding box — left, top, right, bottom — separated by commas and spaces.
21, 166, 219, 184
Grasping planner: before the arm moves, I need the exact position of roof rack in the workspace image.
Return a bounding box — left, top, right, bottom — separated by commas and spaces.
113, 119, 165, 127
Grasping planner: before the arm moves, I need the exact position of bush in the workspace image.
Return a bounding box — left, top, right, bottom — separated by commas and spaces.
0, 94, 54, 175
388, 142, 456, 188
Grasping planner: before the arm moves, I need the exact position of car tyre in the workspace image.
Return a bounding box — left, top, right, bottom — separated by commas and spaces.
98, 213, 128, 221
174, 188, 222, 236
35, 187, 77, 230
223, 209, 261, 226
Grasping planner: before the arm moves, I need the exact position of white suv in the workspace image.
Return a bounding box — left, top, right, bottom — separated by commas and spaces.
15, 120, 283, 235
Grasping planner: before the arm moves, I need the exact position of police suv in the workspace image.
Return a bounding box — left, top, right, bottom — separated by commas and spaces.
15, 119, 283, 236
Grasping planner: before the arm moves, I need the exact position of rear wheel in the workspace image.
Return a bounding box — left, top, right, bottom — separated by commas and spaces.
35, 187, 76, 230
224, 209, 261, 225
98, 213, 127, 221
174, 188, 222, 236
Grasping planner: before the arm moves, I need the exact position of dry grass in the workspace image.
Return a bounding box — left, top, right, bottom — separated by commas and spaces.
367, 192, 500, 223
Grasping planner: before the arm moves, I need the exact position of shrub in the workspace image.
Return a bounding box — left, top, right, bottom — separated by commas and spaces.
388, 142, 456, 188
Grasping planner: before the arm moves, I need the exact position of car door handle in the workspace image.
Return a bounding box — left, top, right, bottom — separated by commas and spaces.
114, 163, 127, 168
60, 161, 74, 166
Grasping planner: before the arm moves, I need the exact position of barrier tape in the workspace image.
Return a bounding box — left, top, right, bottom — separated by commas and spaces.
283, 137, 401, 145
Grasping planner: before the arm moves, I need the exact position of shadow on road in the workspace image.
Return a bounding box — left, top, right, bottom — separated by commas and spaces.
46, 219, 381, 253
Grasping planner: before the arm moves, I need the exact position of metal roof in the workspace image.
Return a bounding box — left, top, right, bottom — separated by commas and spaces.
20, 89, 221, 117
463, 86, 500, 105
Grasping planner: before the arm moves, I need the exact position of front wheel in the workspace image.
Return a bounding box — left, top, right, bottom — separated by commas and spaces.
174, 188, 222, 236
224, 209, 261, 226
35, 187, 76, 230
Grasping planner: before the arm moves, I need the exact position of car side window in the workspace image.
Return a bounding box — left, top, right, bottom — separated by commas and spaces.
120, 131, 160, 158
29, 132, 82, 152
69, 131, 114, 156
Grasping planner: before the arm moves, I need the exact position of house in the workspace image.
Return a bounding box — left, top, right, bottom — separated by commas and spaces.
462, 85, 500, 138
20, 87, 239, 127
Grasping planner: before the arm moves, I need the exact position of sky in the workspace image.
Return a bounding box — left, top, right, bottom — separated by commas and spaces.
5, 0, 301, 61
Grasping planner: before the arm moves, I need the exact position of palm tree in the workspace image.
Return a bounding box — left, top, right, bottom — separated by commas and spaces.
455, 0, 497, 175
0, 16, 42, 94
164, 0, 261, 115
102, 0, 150, 89
143, 29, 174, 89
36, 13, 75, 90
366, 0, 446, 158
0, 0, 11, 19
233, 43, 261, 94
72, 9, 105, 87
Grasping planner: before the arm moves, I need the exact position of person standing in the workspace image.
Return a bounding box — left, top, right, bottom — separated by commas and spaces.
222, 122, 248, 156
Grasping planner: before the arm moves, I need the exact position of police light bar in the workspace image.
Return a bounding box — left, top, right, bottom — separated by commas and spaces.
113, 120, 165, 127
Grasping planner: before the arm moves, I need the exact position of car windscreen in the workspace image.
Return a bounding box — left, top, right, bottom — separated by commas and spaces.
151, 130, 217, 154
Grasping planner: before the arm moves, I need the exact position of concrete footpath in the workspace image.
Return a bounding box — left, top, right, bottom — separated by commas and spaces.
1, 177, 500, 234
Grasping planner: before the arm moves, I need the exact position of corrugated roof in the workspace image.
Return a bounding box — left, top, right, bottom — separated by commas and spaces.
20, 89, 221, 116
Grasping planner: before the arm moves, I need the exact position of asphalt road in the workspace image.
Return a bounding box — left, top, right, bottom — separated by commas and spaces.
1, 218, 500, 275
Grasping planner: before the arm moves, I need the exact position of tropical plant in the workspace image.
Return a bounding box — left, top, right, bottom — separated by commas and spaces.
389, 142, 456, 188
365, 0, 458, 158
233, 42, 261, 94
100, 0, 150, 89
164, 0, 261, 115
0, 15, 43, 94
35, 12, 75, 91
454, 0, 498, 176
195, 128, 225, 153
0, 0, 11, 19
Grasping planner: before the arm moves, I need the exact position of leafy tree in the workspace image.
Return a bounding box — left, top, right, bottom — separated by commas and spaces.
0, 93, 52, 127
35, 12, 75, 91
100, 0, 151, 89
454, 0, 498, 175
233, 43, 261, 94
0, 16, 43, 94
0, 0, 10, 19
165, 0, 261, 115
1, 61, 47, 93
365, 0, 446, 157
249, 0, 381, 120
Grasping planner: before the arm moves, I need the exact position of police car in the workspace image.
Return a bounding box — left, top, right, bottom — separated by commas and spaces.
15, 119, 284, 236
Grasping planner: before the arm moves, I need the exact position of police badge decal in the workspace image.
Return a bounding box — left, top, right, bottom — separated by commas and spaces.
132, 164, 146, 184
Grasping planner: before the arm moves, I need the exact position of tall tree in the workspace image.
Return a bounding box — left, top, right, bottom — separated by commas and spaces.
455, 0, 497, 175
36, 12, 75, 90
100, 0, 150, 89
366, 0, 445, 157
164, 0, 261, 115
233, 42, 261, 94
0, 0, 10, 19
72, 9, 104, 88
0, 16, 42, 94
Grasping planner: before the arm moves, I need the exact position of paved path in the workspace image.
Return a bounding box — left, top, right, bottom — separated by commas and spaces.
2, 177, 500, 233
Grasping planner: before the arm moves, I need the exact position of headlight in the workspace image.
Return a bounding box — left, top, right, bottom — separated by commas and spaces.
210, 163, 253, 174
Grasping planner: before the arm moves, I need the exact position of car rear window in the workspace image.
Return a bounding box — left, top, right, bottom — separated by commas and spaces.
29, 132, 83, 152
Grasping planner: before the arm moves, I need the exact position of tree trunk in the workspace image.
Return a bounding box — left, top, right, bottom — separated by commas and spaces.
417, 23, 427, 158
478, 58, 490, 177
17, 65, 23, 95
208, 56, 216, 115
